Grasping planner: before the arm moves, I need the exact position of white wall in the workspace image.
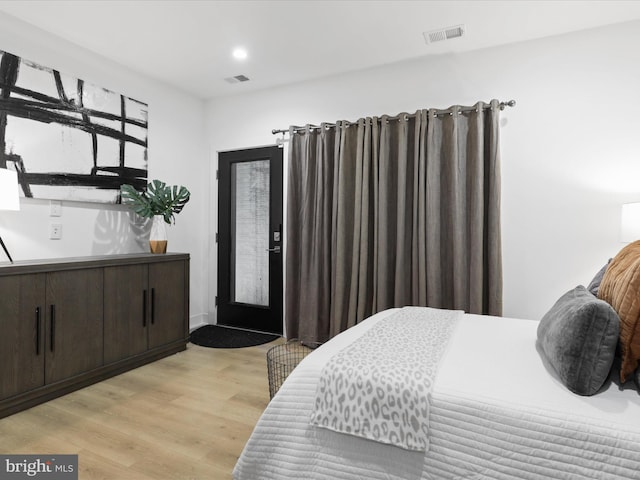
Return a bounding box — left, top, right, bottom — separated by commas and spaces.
205, 20, 640, 321
4, 12, 634, 329
0, 12, 210, 328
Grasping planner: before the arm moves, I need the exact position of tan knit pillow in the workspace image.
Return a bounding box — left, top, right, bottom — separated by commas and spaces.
598, 240, 640, 383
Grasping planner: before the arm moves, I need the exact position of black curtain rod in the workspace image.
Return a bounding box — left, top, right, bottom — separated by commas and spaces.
272, 100, 516, 135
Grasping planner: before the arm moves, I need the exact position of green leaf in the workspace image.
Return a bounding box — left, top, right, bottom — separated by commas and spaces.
120, 180, 190, 224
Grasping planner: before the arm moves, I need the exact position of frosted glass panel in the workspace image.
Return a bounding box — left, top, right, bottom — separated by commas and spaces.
231, 160, 270, 306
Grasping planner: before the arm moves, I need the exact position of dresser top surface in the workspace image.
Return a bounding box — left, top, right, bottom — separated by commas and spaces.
0, 252, 190, 275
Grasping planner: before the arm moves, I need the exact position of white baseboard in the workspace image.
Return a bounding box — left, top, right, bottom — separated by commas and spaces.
189, 313, 209, 332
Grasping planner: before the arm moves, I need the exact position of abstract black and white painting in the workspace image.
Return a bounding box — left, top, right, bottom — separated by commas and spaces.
0, 49, 148, 203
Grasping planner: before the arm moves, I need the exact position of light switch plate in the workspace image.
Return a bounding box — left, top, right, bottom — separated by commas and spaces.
50, 200, 62, 217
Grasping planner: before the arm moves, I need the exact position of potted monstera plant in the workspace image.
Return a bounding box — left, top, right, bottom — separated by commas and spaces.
121, 179, 190, 253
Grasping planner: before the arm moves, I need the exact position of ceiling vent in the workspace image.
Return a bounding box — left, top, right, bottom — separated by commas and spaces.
224, 74, 250, 84
423, 24, 465, 44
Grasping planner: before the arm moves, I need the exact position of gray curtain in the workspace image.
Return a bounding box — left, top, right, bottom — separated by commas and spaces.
286, 100, 502, 344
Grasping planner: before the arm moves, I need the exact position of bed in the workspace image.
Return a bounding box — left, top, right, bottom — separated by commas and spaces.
233, 304, 640, 480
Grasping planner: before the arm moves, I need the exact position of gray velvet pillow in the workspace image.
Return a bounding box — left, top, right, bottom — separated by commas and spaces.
537, 285, 620, 396
587, 259, 611, 296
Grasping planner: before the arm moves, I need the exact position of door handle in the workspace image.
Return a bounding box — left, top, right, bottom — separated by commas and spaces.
151, 288, 155, 324
143, 289, 148, 327
266, 246, 281, 253
35, 307, 41, 355
50, 305, 56, 353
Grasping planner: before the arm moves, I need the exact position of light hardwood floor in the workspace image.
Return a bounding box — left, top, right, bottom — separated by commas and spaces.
0, 339, 284, 479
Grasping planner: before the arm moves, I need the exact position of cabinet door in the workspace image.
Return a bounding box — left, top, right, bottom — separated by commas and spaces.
148, 260, 187, 349
0, 274, 46, 400
45, 268, 104, 384
103, 264, 148, 364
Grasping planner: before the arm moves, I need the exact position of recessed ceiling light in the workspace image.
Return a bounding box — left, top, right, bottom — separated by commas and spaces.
232, 47, 248, 60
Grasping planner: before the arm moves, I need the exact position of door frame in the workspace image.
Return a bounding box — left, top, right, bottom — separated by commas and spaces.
216, 145, 283, 334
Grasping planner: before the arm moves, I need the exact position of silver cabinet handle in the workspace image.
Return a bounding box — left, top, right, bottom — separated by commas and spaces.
266, 246, 281, 253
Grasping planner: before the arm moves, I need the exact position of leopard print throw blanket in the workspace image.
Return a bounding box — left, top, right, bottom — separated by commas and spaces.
310, 307, 461, 452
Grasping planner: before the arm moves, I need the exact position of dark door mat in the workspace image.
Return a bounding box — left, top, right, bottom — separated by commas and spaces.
189, 324, 280, 349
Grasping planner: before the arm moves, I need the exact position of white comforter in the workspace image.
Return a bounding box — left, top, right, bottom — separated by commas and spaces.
234, 309, 640, 480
